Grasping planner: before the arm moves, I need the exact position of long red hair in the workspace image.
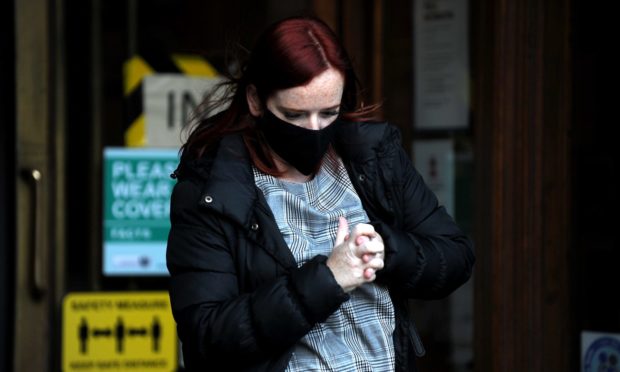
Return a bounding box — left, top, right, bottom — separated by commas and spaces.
180, 16, 378, 176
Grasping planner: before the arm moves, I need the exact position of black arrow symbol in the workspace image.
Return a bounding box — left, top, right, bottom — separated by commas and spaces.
128, 328, 147, 337
92, 328, 113, 337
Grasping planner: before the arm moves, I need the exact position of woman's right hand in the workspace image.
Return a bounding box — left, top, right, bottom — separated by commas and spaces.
326, 217, 385, 292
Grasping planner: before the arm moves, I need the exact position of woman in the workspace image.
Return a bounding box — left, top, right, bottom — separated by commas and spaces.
167, 16, 474, 372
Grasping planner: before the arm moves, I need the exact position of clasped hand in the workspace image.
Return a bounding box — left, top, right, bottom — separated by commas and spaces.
326, 216, 385, 292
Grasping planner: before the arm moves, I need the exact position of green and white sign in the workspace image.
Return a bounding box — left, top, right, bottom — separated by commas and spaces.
103, 148, 179, 276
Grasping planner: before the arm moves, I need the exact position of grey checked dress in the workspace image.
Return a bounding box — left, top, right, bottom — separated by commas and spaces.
253, 150, 395, 372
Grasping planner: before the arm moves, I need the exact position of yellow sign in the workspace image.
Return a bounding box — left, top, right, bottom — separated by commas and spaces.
62, 292, 177, 371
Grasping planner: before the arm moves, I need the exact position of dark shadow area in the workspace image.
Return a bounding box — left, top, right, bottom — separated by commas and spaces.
0, 0, 15, 370
572, 0, 619, 335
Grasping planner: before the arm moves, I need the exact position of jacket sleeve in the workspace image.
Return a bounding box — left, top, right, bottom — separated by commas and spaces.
166, 179, 349, 366
373, 132, 475, 299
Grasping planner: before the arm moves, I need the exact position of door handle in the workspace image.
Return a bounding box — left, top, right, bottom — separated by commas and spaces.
23, 168, 47, 299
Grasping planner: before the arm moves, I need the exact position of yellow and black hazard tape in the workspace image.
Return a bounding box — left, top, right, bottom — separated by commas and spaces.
123, 52, 218, 147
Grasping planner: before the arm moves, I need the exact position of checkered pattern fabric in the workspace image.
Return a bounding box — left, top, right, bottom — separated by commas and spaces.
253, 150, 395, 372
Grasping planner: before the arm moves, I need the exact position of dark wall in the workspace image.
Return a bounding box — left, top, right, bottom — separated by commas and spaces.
0, 0, 15, 370
572, 0, 619, 333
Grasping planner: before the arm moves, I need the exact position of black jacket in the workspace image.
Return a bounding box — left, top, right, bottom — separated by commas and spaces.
167, 121, 475, 371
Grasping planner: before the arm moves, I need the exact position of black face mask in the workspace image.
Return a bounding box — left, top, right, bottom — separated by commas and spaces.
257, 109, 338, 175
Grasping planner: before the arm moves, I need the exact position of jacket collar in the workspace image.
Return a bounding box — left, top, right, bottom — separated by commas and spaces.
194, 121, 393, 225
333, 120, 391, 163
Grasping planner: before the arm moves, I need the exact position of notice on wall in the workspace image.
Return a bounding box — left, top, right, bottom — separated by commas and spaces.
62, 292, 177, 371
414, 0, 469, 130
103, 148, 178, 276
581, 331, 620, 372
413, 139, 455, 216
143, 74, 224, 147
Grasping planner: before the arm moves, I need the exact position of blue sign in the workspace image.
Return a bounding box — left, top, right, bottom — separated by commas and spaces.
584, 335, 620, 372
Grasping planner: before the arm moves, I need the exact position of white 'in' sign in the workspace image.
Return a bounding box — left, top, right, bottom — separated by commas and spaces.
143, 74, 224, 147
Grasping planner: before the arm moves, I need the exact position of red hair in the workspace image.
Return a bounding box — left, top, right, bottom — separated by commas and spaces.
180, 16, 378, 176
